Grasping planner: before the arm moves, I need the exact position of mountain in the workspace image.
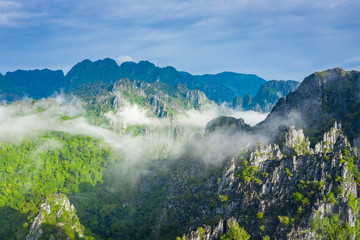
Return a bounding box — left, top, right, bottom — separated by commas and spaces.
119, 61, 202, 90
0, 73, 15, 100
0, 69, 65, 100
65, 59, 205, 98
261, 68, 360, 145
117, 61, 264, 103
233, 80, 300, 112
64, 58, 121, 89
196, 72, 266, 97
0, 58, 271, 105
198, 81, 238, 103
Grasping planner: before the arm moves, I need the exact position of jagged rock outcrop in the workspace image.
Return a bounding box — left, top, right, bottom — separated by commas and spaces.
110, 78, 212, 118
186, 89, 208, 109
173, 122, 360, 239
282, 126, 312, 156
314, 121, 348, 154
181, 218, 227, 240
26, 194, 88, 240
145, 95, 168, 118
249, 143, 283, 167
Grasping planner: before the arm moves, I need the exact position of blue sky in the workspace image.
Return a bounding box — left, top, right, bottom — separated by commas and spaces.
0, 0, 360, 81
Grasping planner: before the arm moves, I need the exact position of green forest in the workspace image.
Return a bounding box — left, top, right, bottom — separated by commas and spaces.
0, 131, 114, 239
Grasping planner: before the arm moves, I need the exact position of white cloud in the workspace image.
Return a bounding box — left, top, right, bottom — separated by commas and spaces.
228, 110, 268, 126
105, 103, 163, 128
116, 55, 134, 65
0, 0, 21, 9
177, 105, 268, 128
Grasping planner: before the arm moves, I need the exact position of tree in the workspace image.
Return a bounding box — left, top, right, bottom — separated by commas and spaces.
220, 222, 250, 240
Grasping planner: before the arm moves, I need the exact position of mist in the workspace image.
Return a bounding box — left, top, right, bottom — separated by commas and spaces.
0, 95, 271, 176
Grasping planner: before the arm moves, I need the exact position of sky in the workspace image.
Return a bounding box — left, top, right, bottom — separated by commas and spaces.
1, 0, 360, 81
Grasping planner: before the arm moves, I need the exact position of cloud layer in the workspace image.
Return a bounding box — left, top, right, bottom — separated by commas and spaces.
0, 96, 268, 169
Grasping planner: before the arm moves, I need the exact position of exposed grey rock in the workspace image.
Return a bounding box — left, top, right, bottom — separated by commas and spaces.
217, 158, 236, 194
146, 95, 168, 118
175, 123, 359, 239
282, 126, 311, 156
250, 143, 283, 167
314, 122, 348, 153
261, 68, 360, 145
182, 218, 231, 240
26, 194, 85, 240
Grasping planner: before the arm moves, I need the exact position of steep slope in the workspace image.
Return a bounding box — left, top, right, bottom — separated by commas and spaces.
233, 80, 299, 112
261, 68, 360, 145
170, 123, 360, 240
0, 69, 65, 100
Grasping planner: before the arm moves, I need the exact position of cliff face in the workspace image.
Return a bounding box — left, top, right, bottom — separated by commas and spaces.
261, 68, 360, 145
164, 122, 360, 239
80, 78, 212, 121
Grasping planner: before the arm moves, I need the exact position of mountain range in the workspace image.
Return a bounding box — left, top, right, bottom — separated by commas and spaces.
0, 58, 298, 112
4, 59, 360, 240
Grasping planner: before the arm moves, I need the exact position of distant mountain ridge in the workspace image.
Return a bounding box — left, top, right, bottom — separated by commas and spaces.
0, 69, 65, 100
195, 72, 266, 102
0, 58, 298, 111
233, 80, 300, 112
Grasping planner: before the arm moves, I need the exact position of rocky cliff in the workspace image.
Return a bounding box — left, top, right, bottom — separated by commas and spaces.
164, 122, 360, 239
111, 78, 210, 117
261, 68, 360, 145
72, 77, 212, 123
